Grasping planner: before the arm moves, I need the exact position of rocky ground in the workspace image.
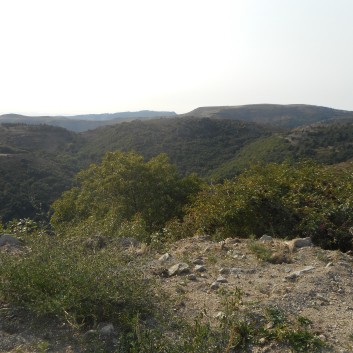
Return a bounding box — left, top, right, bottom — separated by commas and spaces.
1, 235, 353, 352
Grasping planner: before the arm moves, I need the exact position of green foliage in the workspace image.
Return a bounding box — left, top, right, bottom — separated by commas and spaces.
0, 236, 161, 330
248, 241, 273, 262
210, 134, 294, 180
186, 161, 353, 251
51, 151, 202, 238
0, 124, 83, 223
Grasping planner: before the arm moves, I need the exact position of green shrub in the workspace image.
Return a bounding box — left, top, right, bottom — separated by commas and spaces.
185, 161, 353, 251
0, 236, 161, 330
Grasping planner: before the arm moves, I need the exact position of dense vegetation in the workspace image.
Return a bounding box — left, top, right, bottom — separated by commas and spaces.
51, 151, 202, 238
0, 124, 83, 222
80, 117, 271, 175
183, 161, 353, 251
2, 106, 353, 227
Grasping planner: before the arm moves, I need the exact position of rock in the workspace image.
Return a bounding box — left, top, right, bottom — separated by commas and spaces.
214, 311, 225, 319
187, 274, 197, 281
230, 267, 243, 275
168, 263, 190, 277
0, 234, 22, 248
224, 237, 241, 244
83, 329, 98, 339
192, 257, 204, 265
118, 237, 140, 248
285, 266, 315, 281
299, 265, 315, 274
286, 237, 312, 251
285, 272, 299, 281
219, 268, 230, 275
194, 265, 206, 272
259, 234, 273, 242
216, 276, 228, 283
158, 253, 172, 263
98, 323, 115, 337
210, 281, 220, 290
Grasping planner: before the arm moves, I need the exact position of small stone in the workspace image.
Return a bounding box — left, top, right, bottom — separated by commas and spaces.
259, 234, 273, 242
214, 311, 225, 319
84, 329, 98, 338
194, 265, 206, 272
219, 268, 230, 275
299, 266, 315, 274
158, 253, 172, 263
98, 323, 115, 337
224, 237, 241, 244
193, 257, 204, 265
210, 281, 220, 290
285, 272, 299, 281
338, 261, 350, 267
168, 263, 190, 277
258, 337, 266, 345
187, 274, 197, 281
230, 268, 243, 274
216, 276, 228, 283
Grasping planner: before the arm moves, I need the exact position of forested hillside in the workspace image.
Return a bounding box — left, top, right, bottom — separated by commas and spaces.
0, 124, 83, 222
80, 117, 271, 175
2, 104, 353, 223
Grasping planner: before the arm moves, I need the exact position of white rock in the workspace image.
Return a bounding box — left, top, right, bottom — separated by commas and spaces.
216, 276, 228, 283
158, 253, 172, 263
259, 234, 273, 242
210, 281, 220, 290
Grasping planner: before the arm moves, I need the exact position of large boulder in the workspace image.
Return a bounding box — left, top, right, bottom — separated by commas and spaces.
0, 234, 22, 248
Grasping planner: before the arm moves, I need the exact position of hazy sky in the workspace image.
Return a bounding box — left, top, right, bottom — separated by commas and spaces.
0, 0, 352, 115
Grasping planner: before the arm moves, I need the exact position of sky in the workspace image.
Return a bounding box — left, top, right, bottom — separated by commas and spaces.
0, 0, 352, 116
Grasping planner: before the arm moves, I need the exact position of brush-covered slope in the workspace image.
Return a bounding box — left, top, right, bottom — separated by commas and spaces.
80, 117, 271, 176
0, 124, 83, 222
210, 121, 353, 180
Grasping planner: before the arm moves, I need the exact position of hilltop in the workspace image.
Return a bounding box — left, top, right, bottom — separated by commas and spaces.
183, 104, 353, 129
0, 111, 176, 132
1, 234, 353, 352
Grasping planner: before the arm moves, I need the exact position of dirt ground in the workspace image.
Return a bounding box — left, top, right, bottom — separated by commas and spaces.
1, 236, 353, 352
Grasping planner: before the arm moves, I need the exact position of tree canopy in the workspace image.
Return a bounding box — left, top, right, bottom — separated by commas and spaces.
51, 151, 201, 238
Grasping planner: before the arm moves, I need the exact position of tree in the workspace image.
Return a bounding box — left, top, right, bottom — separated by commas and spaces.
51, 151, 201, 238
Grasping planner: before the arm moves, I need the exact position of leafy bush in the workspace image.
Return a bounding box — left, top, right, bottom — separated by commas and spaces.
185, 161, 353, 251
0, 236, 162, 330
51, 151, 202, 239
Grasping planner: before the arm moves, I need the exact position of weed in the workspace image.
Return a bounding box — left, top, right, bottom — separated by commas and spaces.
248, 240, 273, 262
0, 236, 162, 331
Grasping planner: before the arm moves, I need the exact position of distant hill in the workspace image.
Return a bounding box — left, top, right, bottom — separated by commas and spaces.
80, 117, 271, 175
64, 110, 177, 121
0, 111, 176, 132
183, 104, 353, 129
